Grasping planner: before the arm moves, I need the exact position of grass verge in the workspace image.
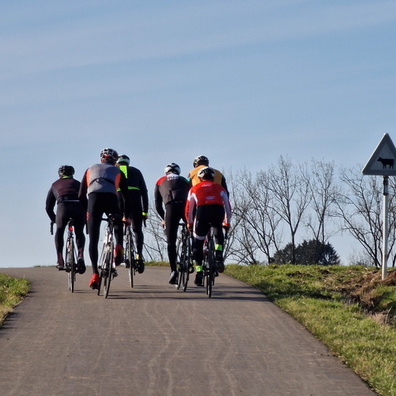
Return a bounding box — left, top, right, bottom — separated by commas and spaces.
225, 264, 396, 396
0, 273, 29, 325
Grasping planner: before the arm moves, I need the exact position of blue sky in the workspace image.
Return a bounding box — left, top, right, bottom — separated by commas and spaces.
1, 0, 396, 267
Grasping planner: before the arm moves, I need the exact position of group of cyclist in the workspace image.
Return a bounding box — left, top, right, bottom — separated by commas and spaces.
46, 150, 231, 290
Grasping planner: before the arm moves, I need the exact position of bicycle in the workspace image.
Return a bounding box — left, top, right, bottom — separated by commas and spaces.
176, 222, 194, 292
97, 214, 119, 298
123, 222, 136, 288
201, 226, 228, 298
50, 219, 78, 292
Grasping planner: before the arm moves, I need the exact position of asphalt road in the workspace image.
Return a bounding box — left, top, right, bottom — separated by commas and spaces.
0, 266, 376, 396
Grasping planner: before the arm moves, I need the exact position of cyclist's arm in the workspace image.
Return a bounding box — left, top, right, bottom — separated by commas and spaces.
139, 172, 149, 215
78, 170, 88, 211
154, 184, 165, 220
45, 188, 56, 223
221, 190, 232, 226
119, 172, 131, 218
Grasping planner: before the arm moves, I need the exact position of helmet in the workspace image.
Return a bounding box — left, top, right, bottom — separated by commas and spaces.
193, 155, 209, 168
117, 154, 130, 165
197, 166, 215, 181
164, 163, 181, 175
58, 165, 75, 177
100, 148, 118, 164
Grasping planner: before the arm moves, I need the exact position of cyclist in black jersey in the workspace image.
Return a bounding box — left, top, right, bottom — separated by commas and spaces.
116, 154, 149, 273
154, 163, 190, 284
79, 148, 130, 290
46, 165, 86, 273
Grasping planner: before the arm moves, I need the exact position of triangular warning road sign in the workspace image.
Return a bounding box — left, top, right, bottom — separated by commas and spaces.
362, 133, 396, 176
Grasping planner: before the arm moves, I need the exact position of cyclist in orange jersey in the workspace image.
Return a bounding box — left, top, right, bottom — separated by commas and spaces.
185, 166, 231, 286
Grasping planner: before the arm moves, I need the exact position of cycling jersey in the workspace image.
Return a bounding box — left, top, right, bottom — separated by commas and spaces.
188, 165, 229, 194
45, 176, 86, 267
185, 180, 232, 226
154, 173, 190, 219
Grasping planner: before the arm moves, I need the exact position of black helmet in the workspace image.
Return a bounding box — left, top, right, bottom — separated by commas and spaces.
117, 154, 130, 165
197, 166, 215, 181
100, 148, 118, 164
58, 165, 75, 178
164, 163, 181, 175
193, 155, 209, 168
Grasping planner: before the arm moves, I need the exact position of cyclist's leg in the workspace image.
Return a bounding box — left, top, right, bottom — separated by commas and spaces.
68, 203, 86, 274
193, 206, 210, 286
211, 205, 226, 272
165, 205, 180, 271
87, 193, 104, 287
104, 194, 123, 265
54, 204, 68, 270
129, 206, 145, 272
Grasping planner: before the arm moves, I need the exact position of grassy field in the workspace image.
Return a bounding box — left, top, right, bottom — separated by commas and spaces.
225, 264, 396, 396
1, 263, 395, 395
0, 273, 29, 325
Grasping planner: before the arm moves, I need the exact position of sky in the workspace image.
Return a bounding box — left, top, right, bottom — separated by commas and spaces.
1, 0, 396, 268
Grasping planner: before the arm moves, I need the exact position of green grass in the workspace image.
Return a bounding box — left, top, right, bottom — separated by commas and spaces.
225, 264, 396, 396
0, 273, 29, 324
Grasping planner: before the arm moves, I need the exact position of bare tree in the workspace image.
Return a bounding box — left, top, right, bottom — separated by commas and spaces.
265, 156, 312, 264
334, 167, 396, 268
143, 204, 167, 262
304, 159, 338, 244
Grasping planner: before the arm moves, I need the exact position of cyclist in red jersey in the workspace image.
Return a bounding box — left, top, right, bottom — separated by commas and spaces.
46, 165, 86, 273
116, 154, 149, 274
154, 163, 190, 284
188, 155, 229, 194
79, 148, 130, 290
185, 166, 232, 286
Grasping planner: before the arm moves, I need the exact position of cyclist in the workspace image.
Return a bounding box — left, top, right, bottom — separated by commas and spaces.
154, 163, 190, 284
188, 155, 229, 194
79, 148, 130, 290
116, 154, 149, 273
45, 165, 86, 273
185, 166, 232, 286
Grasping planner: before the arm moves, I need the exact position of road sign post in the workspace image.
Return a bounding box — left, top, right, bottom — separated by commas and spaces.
362, 133, 396, 280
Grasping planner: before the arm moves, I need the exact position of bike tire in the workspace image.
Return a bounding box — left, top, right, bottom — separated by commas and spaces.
176, 234, 183, 290
65, 239, 75, 293
206, 238, 215, 298
182, 236, 192, 292
103, 242, 114, 299
126, 230, 134, 288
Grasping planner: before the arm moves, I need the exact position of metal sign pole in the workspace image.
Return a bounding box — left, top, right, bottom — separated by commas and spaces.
382, 175, 389, 280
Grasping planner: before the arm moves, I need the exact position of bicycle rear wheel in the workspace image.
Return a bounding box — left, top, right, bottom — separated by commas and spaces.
182, 236, 192, 292
125, 229, 135, 288
176, 234, 184, 290
205, 239, 215, 298
65, 238, 75, 292
103, 242, 114, 299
